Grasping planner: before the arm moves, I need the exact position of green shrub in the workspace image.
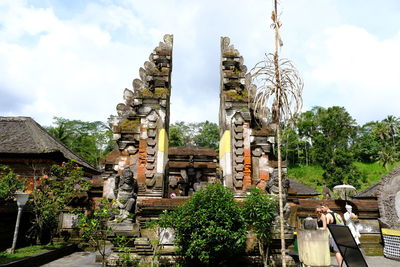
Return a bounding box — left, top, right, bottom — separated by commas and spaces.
0, 165, 26, 201
158, 183, 246, 266
242, 188, 277, 267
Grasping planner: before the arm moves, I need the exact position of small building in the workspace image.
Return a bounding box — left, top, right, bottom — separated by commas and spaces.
0, 116, 99, 178
0, 116, 99, 250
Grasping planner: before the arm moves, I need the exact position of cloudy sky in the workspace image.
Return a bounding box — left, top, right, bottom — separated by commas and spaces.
1, 0, 400, 127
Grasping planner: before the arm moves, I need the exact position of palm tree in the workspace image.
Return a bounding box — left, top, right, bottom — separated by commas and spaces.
383, 115, 399, 146
47, 122, 70, 144
250, 1, 303, 266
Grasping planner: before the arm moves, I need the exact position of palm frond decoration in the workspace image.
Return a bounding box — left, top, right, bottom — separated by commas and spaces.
251, 53, 303, 127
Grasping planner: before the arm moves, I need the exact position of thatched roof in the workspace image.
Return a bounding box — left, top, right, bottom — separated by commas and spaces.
0, 116, 98, 173
288, 178, 320, 196
354, 182, 381, 199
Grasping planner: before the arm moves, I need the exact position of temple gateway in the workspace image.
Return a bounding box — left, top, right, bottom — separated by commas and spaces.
101, 34, 283, 200
98, 34, 291, 260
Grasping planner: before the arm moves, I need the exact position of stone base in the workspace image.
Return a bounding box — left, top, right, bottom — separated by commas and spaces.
108, 221, 140, 237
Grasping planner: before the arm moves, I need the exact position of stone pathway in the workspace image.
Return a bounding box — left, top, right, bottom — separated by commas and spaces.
330, 256, 399, 267
42, 253, 399, 267
42, 246, 112, 267
41, 251, 102, 266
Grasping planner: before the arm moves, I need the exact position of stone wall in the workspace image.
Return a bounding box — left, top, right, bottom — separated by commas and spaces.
166, 147, 218, 197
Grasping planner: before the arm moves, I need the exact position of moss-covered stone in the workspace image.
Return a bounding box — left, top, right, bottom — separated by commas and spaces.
117, 119, 140, 132
139, 88, 169, 99
252, 126, 275, 136
223, 51, 239, 57
224, 89, 249, 101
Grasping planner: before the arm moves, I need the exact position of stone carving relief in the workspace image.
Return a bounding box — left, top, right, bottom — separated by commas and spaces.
377, 167, 400, 229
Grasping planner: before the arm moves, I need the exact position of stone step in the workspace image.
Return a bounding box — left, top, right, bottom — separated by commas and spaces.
134, 245, 153, 249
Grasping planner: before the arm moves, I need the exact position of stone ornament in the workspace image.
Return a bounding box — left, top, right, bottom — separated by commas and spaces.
113, 167, 139, 221
377, 167, 400, 229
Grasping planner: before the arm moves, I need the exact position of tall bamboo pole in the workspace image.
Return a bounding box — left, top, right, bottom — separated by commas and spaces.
272, 0, 286, 266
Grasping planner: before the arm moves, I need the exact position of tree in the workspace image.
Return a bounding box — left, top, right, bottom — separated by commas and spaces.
169, 124, 185, 147
242, 188, 278, 267
46, 117, 113, 167
78, 198, 115, 267
27, 161, 90, 244
383, 115, 399, 146
307, 107, 361, 187
377, 144, 398, 170
169, 121, 219, 150
193, 121, 220, 150
250, 1, 303, 265
352, 122, 381, 163
0, 165, 26, 201
158, 183, 246, 266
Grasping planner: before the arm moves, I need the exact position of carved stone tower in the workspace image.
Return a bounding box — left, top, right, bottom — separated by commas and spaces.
104, 34, 173, 198
219, 37, 281, 195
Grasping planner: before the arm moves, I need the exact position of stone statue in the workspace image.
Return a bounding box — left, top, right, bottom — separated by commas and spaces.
114, 167, 138, 221
344, 204, 361, 245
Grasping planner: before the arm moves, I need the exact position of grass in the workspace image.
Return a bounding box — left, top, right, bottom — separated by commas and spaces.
354, 161, 400, 191
287, 164, 325, 192
287, 161, 400, 193
0, 243, 65, 264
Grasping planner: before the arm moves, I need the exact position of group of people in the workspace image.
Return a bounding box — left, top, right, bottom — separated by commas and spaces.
315, 203, 361, 266
315, 204, 344, 266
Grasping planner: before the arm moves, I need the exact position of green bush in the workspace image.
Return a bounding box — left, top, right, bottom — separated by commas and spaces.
242, 188, 278, 267
158, 183, 246, 266
0, 165, 26, 201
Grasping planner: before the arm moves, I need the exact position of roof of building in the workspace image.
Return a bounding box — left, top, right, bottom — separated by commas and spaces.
354, 181, 381, 199
0, 116, 98, 173
288, 178, 320, 196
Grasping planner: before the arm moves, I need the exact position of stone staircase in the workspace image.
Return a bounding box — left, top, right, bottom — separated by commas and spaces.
131, 237, 154, 255
138, 184, 163, 197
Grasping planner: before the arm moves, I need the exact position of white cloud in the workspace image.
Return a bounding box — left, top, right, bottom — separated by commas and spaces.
305, 25, 400, 124
0, 0, 400, 128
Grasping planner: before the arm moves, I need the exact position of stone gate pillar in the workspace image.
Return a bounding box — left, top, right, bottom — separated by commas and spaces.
104, 34, 173, 198
218, 37, 252, 193
218, 37, 284, 195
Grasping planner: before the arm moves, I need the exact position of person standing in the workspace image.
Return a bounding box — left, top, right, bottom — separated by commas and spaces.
344, 204, 361, 245
321, 203, 343, 266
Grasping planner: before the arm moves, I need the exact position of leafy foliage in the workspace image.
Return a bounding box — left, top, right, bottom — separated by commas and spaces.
46, 117, 113, 167
158, 183, 246, 266
282, 106, 361, 187
78, 198, 115, 266
0, 165, 26, 201
169, 121, 219, 150
242, 188, 278, 266
28, 161, 90, 244
111, 235, 139, 266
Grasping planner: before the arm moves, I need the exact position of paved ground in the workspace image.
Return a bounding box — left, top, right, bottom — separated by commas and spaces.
42, 251, 102, 267
330, 256, 399, 267
42, 254, 399, 267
